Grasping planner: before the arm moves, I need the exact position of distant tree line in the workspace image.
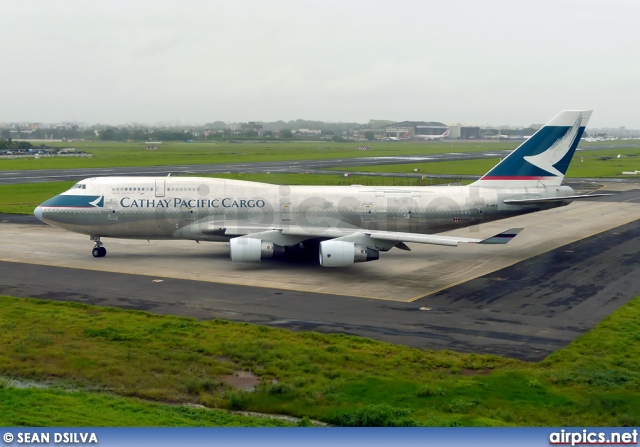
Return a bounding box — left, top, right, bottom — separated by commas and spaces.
204, 119, 363, 134
1, 127, 84, 140
98, 128, 194, 141
1, 118, 365, 143
0, 138, 33, 149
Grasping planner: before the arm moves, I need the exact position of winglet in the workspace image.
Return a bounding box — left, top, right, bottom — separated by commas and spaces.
477, 228, 523, 245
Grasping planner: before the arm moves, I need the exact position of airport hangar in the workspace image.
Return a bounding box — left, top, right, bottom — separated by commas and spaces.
361, 121, 481, 140
2, 179, 640, 362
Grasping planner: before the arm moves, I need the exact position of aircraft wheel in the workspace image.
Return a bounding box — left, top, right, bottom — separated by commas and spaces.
99, 247, 107, 257
92, 247, 101, 258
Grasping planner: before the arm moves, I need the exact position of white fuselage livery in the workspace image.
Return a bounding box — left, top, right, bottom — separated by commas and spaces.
37, 176, 574, 242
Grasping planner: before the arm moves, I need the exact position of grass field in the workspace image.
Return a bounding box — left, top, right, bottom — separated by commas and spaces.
0, 140, 517, 171
1, 295, 639, 426
0, 387, 296, 426
0, 182, 75, 215
332, 149, 640, 178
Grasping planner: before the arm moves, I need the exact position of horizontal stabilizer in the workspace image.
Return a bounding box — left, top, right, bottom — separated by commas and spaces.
503, 194, 612, 205
477, 228, 523, 245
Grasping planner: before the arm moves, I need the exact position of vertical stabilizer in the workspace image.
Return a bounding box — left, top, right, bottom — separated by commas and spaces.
471, 110, 592, 187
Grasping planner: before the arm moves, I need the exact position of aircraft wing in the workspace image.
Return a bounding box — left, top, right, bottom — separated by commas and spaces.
224, 226, 523, 266
247, 226, 524, 248
361, 228, 523, 246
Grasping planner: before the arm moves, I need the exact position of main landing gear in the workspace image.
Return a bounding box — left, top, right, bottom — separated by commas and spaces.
90, 236, 107, 258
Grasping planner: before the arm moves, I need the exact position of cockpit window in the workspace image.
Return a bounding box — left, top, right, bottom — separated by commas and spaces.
71, 184, 87, 190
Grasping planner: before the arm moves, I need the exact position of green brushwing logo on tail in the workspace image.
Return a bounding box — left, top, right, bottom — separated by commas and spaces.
480, 112, 587, 181
523, 114, 583, 178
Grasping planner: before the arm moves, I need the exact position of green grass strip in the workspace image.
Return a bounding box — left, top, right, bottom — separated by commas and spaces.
0, 387, 293, 426
1, 295, 639, 426
0, 141, 517, 171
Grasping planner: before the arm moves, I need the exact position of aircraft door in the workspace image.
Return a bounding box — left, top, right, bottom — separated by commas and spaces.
471, 207, 484, 222
369, 192, 386, 229
389, 193, 416, 217
155, 179, 166, 197
153, 182, 180, 236
105, 197, 118, 222
382, 192, 417, 231
411, 193, 421, 218
360, 201, 374, 222
279, 200, 291, 223
375, 192, 386, 214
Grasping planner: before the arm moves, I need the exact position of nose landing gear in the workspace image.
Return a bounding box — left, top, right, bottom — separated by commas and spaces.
90, 236, 107, 258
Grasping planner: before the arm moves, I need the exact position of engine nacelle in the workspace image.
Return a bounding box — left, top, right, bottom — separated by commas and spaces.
229, 238, 283, 262
318, 240, 380, 267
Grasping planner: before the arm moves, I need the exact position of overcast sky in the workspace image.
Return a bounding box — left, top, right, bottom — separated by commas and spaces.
1, 0, 638, 128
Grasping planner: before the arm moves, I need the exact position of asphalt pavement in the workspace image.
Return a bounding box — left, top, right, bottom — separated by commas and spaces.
2, 210, 639, 361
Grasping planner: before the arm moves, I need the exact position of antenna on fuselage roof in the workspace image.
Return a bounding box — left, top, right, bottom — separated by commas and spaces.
167, 173, 171, 177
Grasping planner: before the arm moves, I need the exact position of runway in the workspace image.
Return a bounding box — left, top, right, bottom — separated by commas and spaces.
1, 186, 639, 361
0, 151, 509, 184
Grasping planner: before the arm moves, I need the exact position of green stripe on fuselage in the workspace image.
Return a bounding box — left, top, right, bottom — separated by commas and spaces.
41, 195, 104, 208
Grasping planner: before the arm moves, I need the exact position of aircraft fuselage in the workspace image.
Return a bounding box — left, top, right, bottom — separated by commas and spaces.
36, 176, 575, 241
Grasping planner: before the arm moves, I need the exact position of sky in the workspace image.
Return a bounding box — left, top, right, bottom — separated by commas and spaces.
1, 0, 638, 129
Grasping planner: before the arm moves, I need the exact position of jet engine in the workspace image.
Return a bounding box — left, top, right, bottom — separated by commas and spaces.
229, 238, 284, 262
318, 240, 380, 267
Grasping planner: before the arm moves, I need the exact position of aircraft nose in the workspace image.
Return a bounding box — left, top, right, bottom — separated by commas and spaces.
34, 206, 43, 221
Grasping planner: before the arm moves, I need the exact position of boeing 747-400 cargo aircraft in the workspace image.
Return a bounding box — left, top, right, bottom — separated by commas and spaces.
35, 110, 606, 267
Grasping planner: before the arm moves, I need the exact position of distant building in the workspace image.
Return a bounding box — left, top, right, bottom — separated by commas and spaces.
447, 124, 481, 139
386, 121, 448, 138
240, 122, 263, 132
294, 129, 322, 139
204, 129, 224, 137
360, 128, 386, 140
481, 129, 500, 139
